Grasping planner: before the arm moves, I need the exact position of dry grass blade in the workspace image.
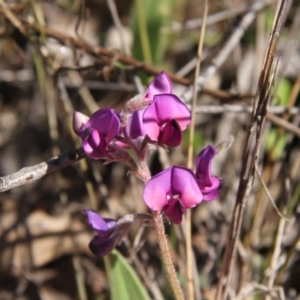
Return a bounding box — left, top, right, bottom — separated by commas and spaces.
254, 163, 289, 220
185, 1, 208, 299
215, 1, 288, 299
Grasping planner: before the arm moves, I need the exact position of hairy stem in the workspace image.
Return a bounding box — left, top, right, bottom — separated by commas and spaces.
138, 160, 184, 300
153, 211, 184, 300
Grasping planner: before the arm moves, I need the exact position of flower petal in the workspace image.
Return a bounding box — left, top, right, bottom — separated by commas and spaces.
164, 199, 185, 224
201, 179, 221, 201
159, 120, 182, 147
73, 111, 89, 136
171, 167, 203, 208
195, 145, 221, 201
143, 167, 172, 211
145, 72, 172, 99
83, 129, 108, 159
143, 94, 191, 133
85, 210, 116, 233
126, 109, 146, 139
82, 108, 120, 139
89, 235, 116, 257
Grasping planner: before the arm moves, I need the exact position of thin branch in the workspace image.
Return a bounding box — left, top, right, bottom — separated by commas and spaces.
266, 112, 300, 138
215, 0, 287, 298
254, 164, 289, 220
0, 148, 86, 193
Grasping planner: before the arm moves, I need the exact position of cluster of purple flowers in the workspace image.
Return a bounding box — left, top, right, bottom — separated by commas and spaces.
73, 72, 221, 257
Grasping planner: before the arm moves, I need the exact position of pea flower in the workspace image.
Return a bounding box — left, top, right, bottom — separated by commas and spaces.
195, 145, 222, 201
143, 166, 203, 224
73, 109, 120, 159
144, 71, 172, 100
126, 72, 173, 140
85, 210, 152, 257
143, 94, 191, 147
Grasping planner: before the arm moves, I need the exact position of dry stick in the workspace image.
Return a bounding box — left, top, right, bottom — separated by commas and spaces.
265, 183, 289, 300
181, 0, 274, 103
266, 112, 300, 138
0, 148, 86, 193
214, 0, 287, 299
185, 2, 208, 300
254, 164, 289, 221
247, 36, 300, 250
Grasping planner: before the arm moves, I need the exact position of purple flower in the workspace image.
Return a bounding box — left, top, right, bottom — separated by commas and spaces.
85, 210, 152, 257
195, 145, 222, 201
125, 72, 173, 140
143, 94, 191, 147
144, 71, 172, 100
73, 109, 120, 159
143, 166, 203, 224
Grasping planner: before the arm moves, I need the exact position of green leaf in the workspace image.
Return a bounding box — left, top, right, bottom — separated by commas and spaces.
109, 250, 150, 300
265, 128, 277, 152
272, 133, 287, 160
265, 129, 287, 160
264, 8, 274, 34
132, 0, 173, 65
182, 128, 204, 154
276, 78, 292, 106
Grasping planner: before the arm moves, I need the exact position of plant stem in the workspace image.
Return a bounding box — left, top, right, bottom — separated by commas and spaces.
138, 160, 184, 300
153, 211, 184, 300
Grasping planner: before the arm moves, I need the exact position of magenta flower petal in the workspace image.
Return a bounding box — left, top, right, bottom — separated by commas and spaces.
73, 108, 120, 160
164, 199, 185, 224
159, 120, 182, 147
83, 129, 108, 159
170, 167, 203, 208
82, 108, 120, 142
145, 72, 172, 99
195, 145, 222, 201
143, 166, 203, 224
126, 109, 146, 139
143, 168, 171, 211
143, 94, 191, 145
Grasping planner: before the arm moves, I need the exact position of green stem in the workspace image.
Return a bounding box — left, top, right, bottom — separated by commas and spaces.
134, 0, 152, 63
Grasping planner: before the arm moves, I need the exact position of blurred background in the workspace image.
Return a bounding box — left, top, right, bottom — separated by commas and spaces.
0, 0, 299, 299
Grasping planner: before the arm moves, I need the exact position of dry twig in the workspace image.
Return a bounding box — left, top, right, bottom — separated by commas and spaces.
0, 148, 86, 193
215, 0, 287, 299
